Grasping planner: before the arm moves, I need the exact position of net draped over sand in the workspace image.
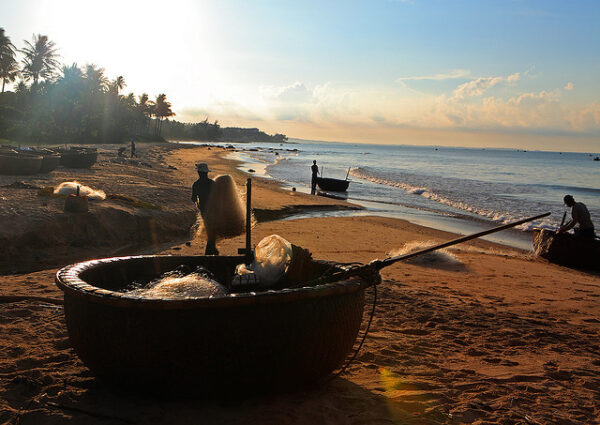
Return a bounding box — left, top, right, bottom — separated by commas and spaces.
54, 181, 106, 200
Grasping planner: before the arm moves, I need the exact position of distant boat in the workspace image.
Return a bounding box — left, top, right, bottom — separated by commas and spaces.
59, 147, 98, 168
316, 166, 351, 192
533, 228, 600, 271
594, 156, 600, 161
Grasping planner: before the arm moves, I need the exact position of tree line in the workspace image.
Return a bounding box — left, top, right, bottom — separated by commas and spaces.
0, 29, 287, 145
0, 29, 178, 144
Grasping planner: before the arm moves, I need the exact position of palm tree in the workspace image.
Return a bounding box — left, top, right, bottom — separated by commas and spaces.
0, 28, 15, 61
137, 93, 152, 133
20, 34, 60, 84
0, 55, 19, 93
60, 63, 83, 82
0, 28, 19, 92
109, 75, 126, 95
153, 93, 175, 136
83, 64, 108, 92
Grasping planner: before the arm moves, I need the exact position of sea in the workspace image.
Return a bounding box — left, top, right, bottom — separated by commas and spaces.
178, 139, 600, 251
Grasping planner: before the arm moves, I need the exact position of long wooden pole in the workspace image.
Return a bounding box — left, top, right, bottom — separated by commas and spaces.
298, 212, 551, 287
370, 212, 551, 271
246, 178, 252, 263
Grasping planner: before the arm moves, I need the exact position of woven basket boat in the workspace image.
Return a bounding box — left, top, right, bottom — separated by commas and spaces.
55, 255, 376, 394
0, 152, 43, 175
533, 228, 600, 271
59, 149, 98, 168
39, 152, 61, 173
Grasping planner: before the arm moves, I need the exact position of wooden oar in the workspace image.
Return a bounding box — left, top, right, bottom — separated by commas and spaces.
559, 211, 567, 227
298, 212, 551, 287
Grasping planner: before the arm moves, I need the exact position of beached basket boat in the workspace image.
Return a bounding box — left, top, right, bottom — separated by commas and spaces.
533, 228, 600, 271
59, 148, 98, 168
39, 152, 61, 173
0, 151, 43, 175
55, 254, 375, 394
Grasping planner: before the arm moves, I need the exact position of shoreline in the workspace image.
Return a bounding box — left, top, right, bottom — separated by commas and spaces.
202, 141, 536, 251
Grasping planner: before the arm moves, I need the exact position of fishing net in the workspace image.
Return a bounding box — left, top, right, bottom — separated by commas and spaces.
388, 241, 463, 267
232, 234, 294, 289
54, 181, 106, 200
200, 174, 246, 241
127, 266, 228, 299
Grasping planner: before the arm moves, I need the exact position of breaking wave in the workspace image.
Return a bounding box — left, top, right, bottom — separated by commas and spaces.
349, 167, 555, 231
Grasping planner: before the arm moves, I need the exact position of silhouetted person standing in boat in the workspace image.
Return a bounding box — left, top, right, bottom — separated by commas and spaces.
311, 160, 319, 195
558, 195, 596, 238
191, 163, 218, 254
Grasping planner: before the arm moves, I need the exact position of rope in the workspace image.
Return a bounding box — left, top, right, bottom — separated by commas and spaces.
329, 282, 378, 381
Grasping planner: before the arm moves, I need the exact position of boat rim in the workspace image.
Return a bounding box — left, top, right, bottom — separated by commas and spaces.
55, 254, 371, 310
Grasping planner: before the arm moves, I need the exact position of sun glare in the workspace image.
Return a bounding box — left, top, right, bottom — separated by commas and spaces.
33, 0, 225, 110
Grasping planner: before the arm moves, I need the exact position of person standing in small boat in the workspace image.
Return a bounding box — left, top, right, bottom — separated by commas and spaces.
311, 160, 319, 195
558, 195, 596, 238
191, 163, 218, 255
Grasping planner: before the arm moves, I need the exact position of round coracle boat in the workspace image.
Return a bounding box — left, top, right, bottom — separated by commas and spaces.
533, 228, 600, 271
59, 148, 98, 168
39, 152, 61, 173
0, 151, 43, 175
55, 255, 376, 394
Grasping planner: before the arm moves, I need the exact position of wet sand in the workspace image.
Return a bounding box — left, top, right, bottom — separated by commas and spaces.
1, 144, 599, 424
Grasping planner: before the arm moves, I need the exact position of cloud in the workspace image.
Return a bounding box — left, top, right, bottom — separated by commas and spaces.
450, 70, 525, 100
506, 72, 521, 84
396, 69, 471, 83
565, 82, 574, 91
179, 101, 264, 123
273, 82, 314, 103
452, 76, 505, 99
175, 73, 600, 140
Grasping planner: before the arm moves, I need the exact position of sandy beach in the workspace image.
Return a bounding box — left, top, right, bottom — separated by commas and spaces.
1, 144, 599, 424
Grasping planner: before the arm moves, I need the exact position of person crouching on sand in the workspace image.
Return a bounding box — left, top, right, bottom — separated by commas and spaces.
558, 194, 596, 239
191, 163, 218, 255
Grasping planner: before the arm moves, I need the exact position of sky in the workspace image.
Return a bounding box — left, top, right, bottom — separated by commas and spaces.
2, 0, 600, 151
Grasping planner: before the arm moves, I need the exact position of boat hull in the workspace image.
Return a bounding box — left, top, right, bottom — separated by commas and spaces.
55, 255, 374, 395
316, 177, 350, 192
60, 150, 98, 168
533, 228, 600, 271
39, 154, 61, 173
0, 153, 43, 175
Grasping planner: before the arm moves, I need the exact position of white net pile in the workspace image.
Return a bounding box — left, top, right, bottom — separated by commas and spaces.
233, 234, 294, 288
128, 272, 228, 299
54, 181, 106, 200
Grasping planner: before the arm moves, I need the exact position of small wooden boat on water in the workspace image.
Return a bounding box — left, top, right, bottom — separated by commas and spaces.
316, 166, 352, 192
0, 151, 43, 175
59, 147, 98, 168
316, 177, 350, 192
533, 228, 600, 271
